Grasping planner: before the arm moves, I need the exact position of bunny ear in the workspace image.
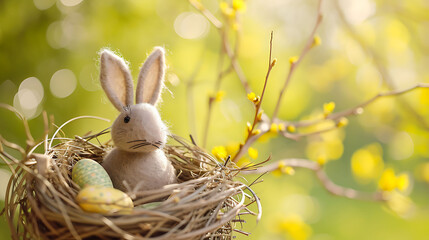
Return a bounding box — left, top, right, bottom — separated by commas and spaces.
99, 50, 134, 111
136, 47, 166, 106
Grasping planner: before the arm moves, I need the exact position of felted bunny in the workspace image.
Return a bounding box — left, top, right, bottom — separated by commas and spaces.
99, 47, 176, 192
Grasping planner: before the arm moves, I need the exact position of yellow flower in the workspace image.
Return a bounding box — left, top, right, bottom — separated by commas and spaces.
312, 35, 322, 47
259, 123, 284, 142
248, 147, 258, 159
225, 142, 240, 157
419, 88, 429, 106
232, 0, 246, 12
272, 169, 282, 177
247, 92, 255, 101
214, 90, 225, 102
247, 92, 260, 104
273, 161, 287, 177
256, 110, 263, 121
252, 129, 261, 136
219, 1, 228, 11
282, 166, 295, 175
277, 214, 312, 240
212, 146, 228, 160
270, 123, 278, 133
220, 1, 235, 18
337, 117, 348, 127
396, 173, 409, 192
271, 58, 277, 67
289, 56, 299, 64
286, 124, 296, 133
317, 155, 327, 166
246, 121, 252, 132
323, 102, 335, 117
351, 143, 384, 182
278, 160, 286, 169
378, 168, 397, 191
378, 168, 411, 192
273, 161, 295, 175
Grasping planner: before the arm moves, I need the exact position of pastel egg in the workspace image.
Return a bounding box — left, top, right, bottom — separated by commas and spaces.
76, 186, 134, 214
72, 158, 113, 188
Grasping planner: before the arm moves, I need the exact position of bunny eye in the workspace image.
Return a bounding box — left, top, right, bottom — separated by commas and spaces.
124, 115, 131, 123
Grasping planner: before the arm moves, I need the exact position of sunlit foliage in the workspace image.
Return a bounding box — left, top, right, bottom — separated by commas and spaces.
1, 0, 429, 239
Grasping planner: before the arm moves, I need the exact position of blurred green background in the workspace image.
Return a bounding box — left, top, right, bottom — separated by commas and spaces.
1, 0, 429, 239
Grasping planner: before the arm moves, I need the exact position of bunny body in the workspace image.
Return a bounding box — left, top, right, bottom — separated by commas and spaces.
103, 148, 175, 191
99, 47, 176, 192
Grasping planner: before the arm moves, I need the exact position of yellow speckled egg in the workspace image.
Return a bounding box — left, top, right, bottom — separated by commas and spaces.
72, 158, 113, 188
76, 186, 134, 214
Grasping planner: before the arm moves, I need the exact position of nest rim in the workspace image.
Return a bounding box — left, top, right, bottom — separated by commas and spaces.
2, 130, 260, 240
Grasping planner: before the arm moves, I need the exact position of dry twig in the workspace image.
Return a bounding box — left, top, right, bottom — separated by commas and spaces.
232, 31, 276, 162
188, 0, 421, 203
271, 0, 324, 120
242, 158, 384, 201
333, 0, 429, 131
283, 82, 429, 130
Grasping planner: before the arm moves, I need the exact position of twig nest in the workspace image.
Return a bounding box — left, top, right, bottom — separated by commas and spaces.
4, 134, 260, 239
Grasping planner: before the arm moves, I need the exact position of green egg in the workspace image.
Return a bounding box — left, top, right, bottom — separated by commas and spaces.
72, 158, 113, 188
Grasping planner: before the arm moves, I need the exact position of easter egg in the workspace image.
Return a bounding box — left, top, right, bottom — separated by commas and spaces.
72, 158, 113, 188
76, 186, 134, 214
135, 201, 162, 210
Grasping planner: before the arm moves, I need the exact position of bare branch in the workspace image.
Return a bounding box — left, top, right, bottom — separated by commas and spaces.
189, 0, 223, 29
242, 158, 319, 173
314, 168, 384, 201
233, 129, 268, 161
192, 2, 253, 93
333, 0, 429, 131
242, 158, 385, 201
202, 35, 228, 148
289, 82, 429, 128
201, 23, 238, 148
271, 0, 324, 120
189, 0, 411, 203
222, 33, 252, 94
232, 32, 275, 162
279, 124, 338, 141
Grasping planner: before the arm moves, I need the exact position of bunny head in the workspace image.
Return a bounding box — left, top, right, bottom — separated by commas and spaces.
100, 47, 168, 153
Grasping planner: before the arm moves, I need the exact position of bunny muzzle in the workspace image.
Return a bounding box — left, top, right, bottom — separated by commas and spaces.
111, 104, 168, 153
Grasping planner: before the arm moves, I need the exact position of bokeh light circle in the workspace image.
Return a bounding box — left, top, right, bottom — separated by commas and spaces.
174, 12, 209, 39
50, 69, 77, 98
33, 0, 56, 10
13, 77, 44, 119
60, 0, 84, 7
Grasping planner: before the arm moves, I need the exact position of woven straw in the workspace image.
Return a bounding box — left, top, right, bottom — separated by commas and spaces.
2, 130, 260, 240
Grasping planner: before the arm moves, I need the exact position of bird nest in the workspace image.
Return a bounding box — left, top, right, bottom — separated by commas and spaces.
1, 129, 261, 240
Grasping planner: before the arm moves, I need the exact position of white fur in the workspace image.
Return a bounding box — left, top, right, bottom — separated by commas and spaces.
136, 47, 165, 106
102, 149, 176, 191
99, 50, 134, 111
99, 47, 176, 192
